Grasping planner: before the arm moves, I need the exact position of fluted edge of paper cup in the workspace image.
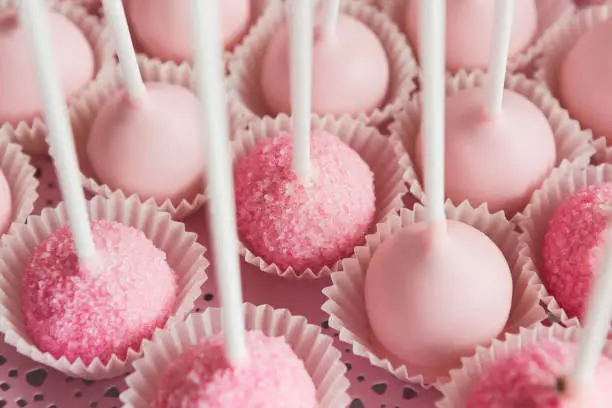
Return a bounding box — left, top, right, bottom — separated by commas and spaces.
514, 162, 612, 329
66, 57, 216, 220
592, 136, 610, 165
379, 0, 575, 76
227, 0, 419, 129
0, 193, 210, 380
435, 323, 612, 408
231, 113, 411, 280
0, 0, 115, 154
119, 303, 351, 408
322, 201, 545, 388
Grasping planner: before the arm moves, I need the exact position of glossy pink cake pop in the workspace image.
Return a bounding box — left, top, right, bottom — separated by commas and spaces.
126, 0, 251, 63
21, 220, 178, 365
365, 220, 513, 375
559, 19, 612, 141
0, 169, 12, 235
541, 183, 612, 320
405, 0, 537, 72
234, 130, 376, 273
86, 83, 204, 205
260, 13, 390, 116
465, 340, 612, 407
415, 88, 556, 215
0, 9, 94, 125
154, 331, 317, 408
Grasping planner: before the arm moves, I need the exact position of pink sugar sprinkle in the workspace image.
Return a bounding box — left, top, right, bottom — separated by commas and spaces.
541, 183, 612, 319
21, 220, 178, 365
234, 130, 376, 273
154, 331, 318, 408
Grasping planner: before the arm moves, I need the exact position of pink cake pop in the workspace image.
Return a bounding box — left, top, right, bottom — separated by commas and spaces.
125, 0, 251, 63
153, 331, 317, 408
405, 0, 537, 72
0, 8, 94, 125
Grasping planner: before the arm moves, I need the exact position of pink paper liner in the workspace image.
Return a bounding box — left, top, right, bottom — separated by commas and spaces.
119, 303, 351, 408
322, 202, 545, 388
232, 114, 411, 280
514, 162, 612, 330
0, 0, 115, 155
227, 0, 419, 130
435, 323, 612, 408
390, 72, 596, 217
67, 58, 220, 220
593, 136, 610, 165
0, 193, 209, 380
379, 0, 575, 76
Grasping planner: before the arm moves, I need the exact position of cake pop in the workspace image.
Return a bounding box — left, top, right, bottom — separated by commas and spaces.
125, 0, 251, 63
0, 8, 94, 125
404, 0, 538, 72
558, 18, 612, 142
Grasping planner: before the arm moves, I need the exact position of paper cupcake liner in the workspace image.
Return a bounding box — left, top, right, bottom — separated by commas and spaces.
321, 201, 545, 388
119, 303, 351, 408
232, 114, 411, 279
514, 162, 612, 329
436, 323, 612, 408
592, 136, 610, 165
379, 0, 575, 77
0, 193, 209, 380
0, 0, 115, 155
66, 58, 220, 220
390, 72, 596, 216
55, 0, 100, 13
227, 0, 419, 130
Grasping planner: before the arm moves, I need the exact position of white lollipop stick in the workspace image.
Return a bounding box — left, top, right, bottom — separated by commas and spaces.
485, 0, 514, 117
320, 0, 340, 38
419, 0, 446, 225
190, 0, 247, 366
19, 0, 96, 262
290, 0, 313, 184
102, 0, 146, 101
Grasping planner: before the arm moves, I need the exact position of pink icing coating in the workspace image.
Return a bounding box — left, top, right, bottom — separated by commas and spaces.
21, 220, 178, 365
465, 340, 612, 407
234, 130, 376, 273
405, 0, 537, 72
126, 0, 251, 62
559, 19, 612, 143
0, 9, 94, 125
365, 220, 512, 376
87, 83, 205, 205
415, 88, 556, 216
154, 331, 317, 408
0, 169, 12, 235
542, 183, 612, 320
260, 13, 390, 116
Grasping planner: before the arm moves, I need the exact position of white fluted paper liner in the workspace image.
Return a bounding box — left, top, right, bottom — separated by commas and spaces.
592, 136, 610, 165
322, 202, 545, 388
232, 114, 411, 280
119, 303, 351, 408
0, 0, 114, 155
227, 0, 418, 130
390, 72, 595, 215
0, 193, 209, 380
436, 323, 612, 408
514, 162, 612, 329
379, 0, 575, 76
67, 58, 218, 220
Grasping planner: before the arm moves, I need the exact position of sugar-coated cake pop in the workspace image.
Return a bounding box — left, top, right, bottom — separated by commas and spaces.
153, 331, 317, 408
542, 183, 612, 320
465, 340, 612, 407
125, 0, 251, 63
415, 88, 556, 215
234, 130, 376, 273
87, 83, 204, 205
260, 13, 390, 116
0, 169, 12, 235
0, 9, 94, 125
21, 220, 178, 365
365, 219, 513, 375
405, 0, 537, 72
558, 19, 612, 141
